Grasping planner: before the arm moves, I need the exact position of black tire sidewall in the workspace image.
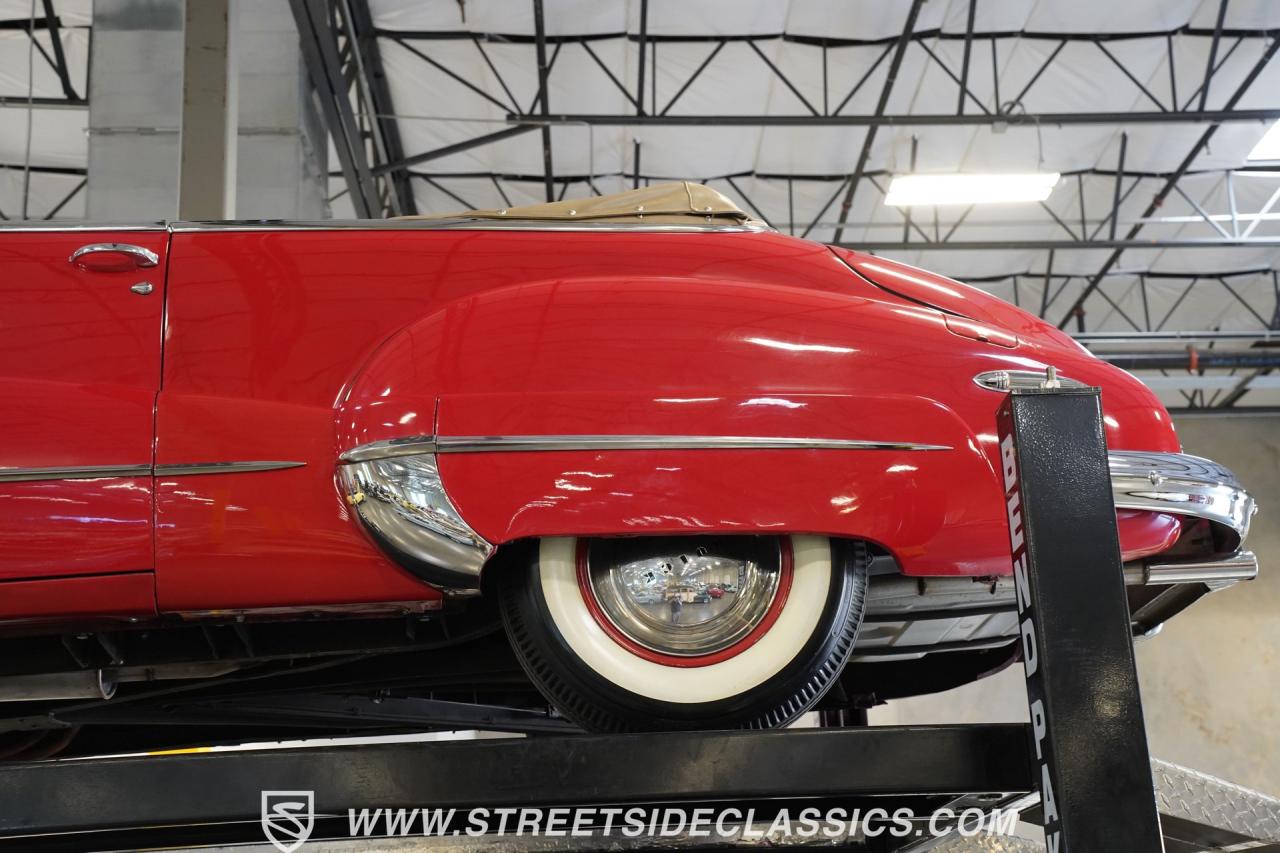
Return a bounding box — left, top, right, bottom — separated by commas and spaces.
498, 537, 868, 732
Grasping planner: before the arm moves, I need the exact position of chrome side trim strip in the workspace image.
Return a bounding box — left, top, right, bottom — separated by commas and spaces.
340, 436, 437, 463
1109, 450, 1256, 547
1, 461, 305, 482
438, 435, 953, 453
340, 434, 952, 462
0, 464, 152, 483
154, 461, 306, 476
0, 224, 165, 233
167, 219, 772, 234
1, 221, 766, 235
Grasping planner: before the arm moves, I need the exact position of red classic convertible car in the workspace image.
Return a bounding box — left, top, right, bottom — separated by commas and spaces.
0, 183, 1257, 751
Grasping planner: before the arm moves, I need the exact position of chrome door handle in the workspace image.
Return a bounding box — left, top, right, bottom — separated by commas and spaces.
70, 243, 160, 272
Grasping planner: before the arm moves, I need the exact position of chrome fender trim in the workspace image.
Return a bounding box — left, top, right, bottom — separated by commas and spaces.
340, 433, 952, 463
0, 460, 304, 482
1109, 450, 1257, 549
338, 454, 494, 594
336, 432, 950, 593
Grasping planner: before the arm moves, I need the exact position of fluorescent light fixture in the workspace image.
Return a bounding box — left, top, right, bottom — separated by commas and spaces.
1247, 120, 1280, 161
885, 172, 1060, 206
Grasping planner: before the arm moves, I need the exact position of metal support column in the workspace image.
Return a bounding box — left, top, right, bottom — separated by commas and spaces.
178, 0, 235, 220
233, 0, 328, 219
86, 0, 185, 220
290, 0, 381, 218
997, 386, 1163, 851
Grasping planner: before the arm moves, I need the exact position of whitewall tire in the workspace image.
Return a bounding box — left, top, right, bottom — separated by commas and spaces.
497, 534, 868, 732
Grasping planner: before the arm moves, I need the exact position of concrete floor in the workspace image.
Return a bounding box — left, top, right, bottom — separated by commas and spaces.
870, 413, 1280, 797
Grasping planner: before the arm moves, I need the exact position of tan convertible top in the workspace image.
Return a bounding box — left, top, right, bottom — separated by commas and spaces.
397, 181, 761, 227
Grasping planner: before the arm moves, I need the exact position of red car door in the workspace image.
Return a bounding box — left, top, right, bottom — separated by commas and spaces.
0, 228, 167, 619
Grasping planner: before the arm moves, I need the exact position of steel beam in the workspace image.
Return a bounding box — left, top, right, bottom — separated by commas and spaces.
532, 0, 555, 202
1199, 0, 1230, 112
42, 176, 85, 219
634, 0, 647, 115
841, 238, 1280, 250
831, 0, 926, 244
178, 0, 234, 220
346, 0, 415, 214
1056, 39, 1280, 327
505, 107, 1280, 127
0, 95, 86, 108
957, 0, 976, 115
290, 0, 382, 218
1110, 133, 1127, 240
374, 125, 538, 176
1095, 350, 1280, 370
0, 725, 1034, 839
1075, 330, 1279, 343
379, 26, 1279, 47
39, 0, 77, 100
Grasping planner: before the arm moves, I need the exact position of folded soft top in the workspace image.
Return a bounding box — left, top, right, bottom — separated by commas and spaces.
397, 181, 759, 227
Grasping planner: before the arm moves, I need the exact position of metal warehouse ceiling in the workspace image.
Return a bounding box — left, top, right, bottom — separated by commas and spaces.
2, 0, 1279, 408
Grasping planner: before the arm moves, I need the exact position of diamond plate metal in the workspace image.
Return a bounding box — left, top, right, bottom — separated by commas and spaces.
1153, 758, 1280, 842
925, 836, 1046, 853
906, 760, 1280, 852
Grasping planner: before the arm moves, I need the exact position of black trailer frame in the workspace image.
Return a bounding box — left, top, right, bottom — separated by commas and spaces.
0, 386, 1276, 852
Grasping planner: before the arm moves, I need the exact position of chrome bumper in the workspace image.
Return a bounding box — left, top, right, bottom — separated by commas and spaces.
1109, 451, 1256, 551
1124, 550, 1258, 587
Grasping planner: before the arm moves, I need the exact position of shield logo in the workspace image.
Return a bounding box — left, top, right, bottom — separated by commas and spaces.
261, 790, 315, 853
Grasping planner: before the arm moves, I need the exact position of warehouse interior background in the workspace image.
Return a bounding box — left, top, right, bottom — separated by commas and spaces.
1, 0, 1276, 794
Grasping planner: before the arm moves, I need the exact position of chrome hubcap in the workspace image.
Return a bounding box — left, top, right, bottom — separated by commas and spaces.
584, 537, 783, 657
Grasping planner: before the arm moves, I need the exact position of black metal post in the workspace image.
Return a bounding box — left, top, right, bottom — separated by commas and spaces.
997, 388, 1163, 851
1039, 248, 1055, 317
532, 0, 555, 202
635, 0, 648, 115
903, 135, 917, 242
990, 37, 1000, 111
290, 0, 381, 218
1200, 0, 1230, 111
831, 0, 925, 244
348, 0, 416, 214
39, 0, 77, 100
1271, 270, 1280, 330
958, 0, 976, 115
1110, 132, 1127, 241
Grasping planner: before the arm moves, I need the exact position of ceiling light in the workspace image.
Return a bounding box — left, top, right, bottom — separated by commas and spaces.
885, 173, 1060, 206
1247, 120, 1280, 161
